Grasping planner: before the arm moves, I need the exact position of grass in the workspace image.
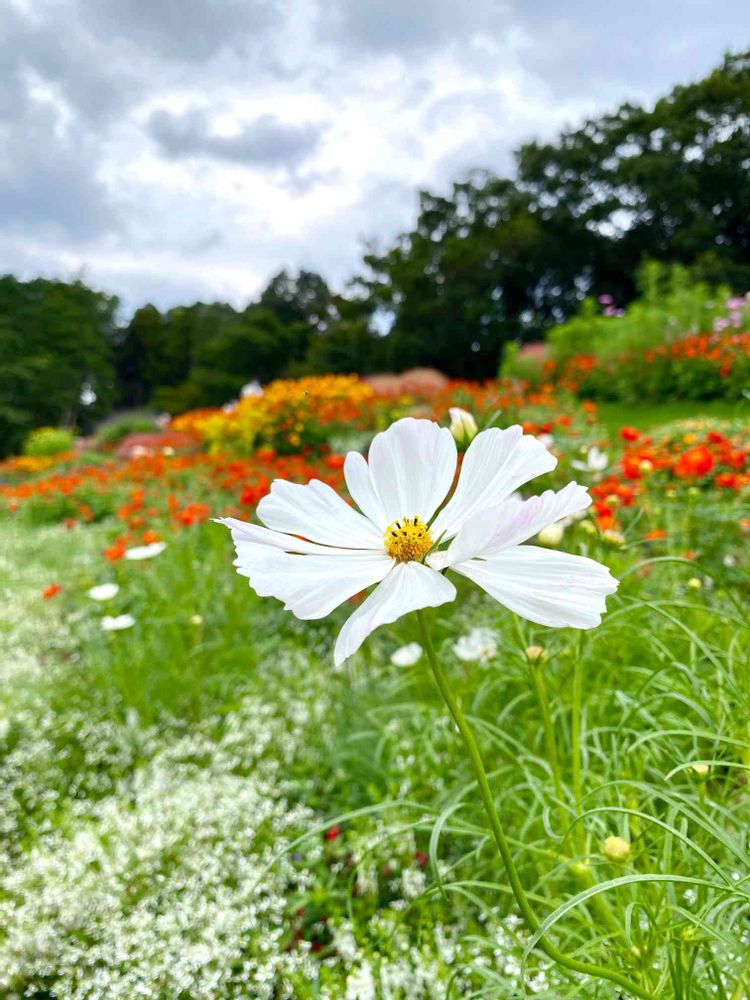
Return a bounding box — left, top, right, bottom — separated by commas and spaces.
1, 411, 749, 999
595, 398, 748, 436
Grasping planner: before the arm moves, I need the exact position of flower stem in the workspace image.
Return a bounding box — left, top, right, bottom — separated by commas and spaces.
415, 611, 652, 1000
528, 660, 568, 833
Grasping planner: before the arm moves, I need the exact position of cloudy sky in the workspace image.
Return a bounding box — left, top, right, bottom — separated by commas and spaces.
1, 0, 748, 315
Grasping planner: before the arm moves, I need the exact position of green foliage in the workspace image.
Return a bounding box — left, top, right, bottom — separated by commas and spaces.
548, 262, 731, 362
95, 414, 159, 447
365, 51, 750, 376
0, 275, 119, 456
22, 426, 77, 457
2, 416, 750, 996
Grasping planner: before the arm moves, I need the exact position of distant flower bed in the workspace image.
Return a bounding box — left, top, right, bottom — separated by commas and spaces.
550, 330, 750, 402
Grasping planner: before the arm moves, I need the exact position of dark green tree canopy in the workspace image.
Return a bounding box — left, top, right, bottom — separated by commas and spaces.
0, 275, 118, 454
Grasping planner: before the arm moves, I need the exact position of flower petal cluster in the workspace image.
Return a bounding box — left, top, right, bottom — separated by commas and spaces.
218, 419, 618, 665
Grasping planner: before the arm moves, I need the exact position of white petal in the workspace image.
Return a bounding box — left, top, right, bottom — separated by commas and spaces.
367, 418, 457, 524
257, 479, 383, 549
453, 545, 618, 629
234, 545, 393, 620
215, 516, 338, 555
334, 561, 456, 666
431, 426, 557, 541
441, 482, 591, 566
344, 451, 388, 529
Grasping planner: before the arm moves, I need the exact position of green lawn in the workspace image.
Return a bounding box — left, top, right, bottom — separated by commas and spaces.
594, 398, 748, 436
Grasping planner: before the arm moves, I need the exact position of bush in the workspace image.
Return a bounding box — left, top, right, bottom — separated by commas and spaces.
95, 414, 159, 447
548, 261, 731, 363
22, 426, 76, 457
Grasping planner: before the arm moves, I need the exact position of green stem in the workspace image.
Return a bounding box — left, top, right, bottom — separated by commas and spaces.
528, 661, 568, 833
416, 611, 652, 1000
571, 648, 584, 814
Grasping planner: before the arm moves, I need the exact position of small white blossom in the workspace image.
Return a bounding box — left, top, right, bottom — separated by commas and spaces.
87, 583, 119, 601
453, 627, 498, 664
101, 614, 136, 632
390, 642, 423, 666
124, 542, 166, 561
571, 446, 609, 474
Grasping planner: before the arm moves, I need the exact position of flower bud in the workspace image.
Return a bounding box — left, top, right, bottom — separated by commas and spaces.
602, 835, 631, 863
687, 577, 702, 590
537, 522, 564, 547
448, 407, 478, 444
525, 645, 546, 663
691, 762, 709, 777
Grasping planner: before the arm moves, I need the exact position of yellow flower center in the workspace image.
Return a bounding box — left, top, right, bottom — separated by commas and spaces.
384, 516, 433, 563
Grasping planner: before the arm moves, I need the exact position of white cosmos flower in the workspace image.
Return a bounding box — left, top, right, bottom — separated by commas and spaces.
571, 446, 609, 474
101, 614, 135, 631
390, 642, 423, 666
87, 582, 120, 601
217, 418, 618, 666
124, 541, 166, 561
453, 628, 498, 664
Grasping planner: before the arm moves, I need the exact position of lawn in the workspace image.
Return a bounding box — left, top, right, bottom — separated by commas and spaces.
1, 380, 749, 999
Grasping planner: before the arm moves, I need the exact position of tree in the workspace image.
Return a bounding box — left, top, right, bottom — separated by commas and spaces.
259, 269, 338, 331
362, 51, 750, 376
0, 276, 118, 454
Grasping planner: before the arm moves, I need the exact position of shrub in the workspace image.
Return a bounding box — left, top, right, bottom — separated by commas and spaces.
22, 426, 76, 457
548, 261, 732, 363
95, 414, 159, 447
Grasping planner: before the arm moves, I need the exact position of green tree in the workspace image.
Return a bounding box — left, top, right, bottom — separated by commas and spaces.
0, 275, 118, 455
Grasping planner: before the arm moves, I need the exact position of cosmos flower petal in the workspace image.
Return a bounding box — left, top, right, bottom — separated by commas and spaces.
334, 561, 456, 666
233, 545, 394, 620
442, 482, 591, 566
431, 426, 557, 541
367, 418, 457, 524
215, 516, 343, 555
452, 546, 618, 629
257, 479, 383, 548
344, 451, 389, 529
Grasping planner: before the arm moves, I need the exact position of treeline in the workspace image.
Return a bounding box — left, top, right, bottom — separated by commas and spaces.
1, 51, 749, 453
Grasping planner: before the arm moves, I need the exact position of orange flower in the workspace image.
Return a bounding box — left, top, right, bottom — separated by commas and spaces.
644, 529, 666, 540
715, 473, 739, 489
104, 538, 127, 561
42, 583, 62, 599
142, 529, 161, 544
674, 447, 714, 478
620, 426, 640, 442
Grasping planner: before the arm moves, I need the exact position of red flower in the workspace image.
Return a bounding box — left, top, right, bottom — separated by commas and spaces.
620, 426, 640, 442
42, 583, 62, 599
324, 825, 341, 842
674, 447, 714, 478
104, 538, 127, 561
715, 473, 739, 489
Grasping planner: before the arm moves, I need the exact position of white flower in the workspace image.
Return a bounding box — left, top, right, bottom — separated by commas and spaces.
448, 407, 478, 443
571, 446, 609, 474
101, 614, 135, 632
124, 542, 166, 561
217, 418, 618, 666
390, 642, 423, 666
453, 627, 498, 664
87, 583, 120, 601
536, 522, 564, 547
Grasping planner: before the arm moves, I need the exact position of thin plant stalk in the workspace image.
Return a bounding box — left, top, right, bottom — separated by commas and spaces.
416, 610, 652, 1000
